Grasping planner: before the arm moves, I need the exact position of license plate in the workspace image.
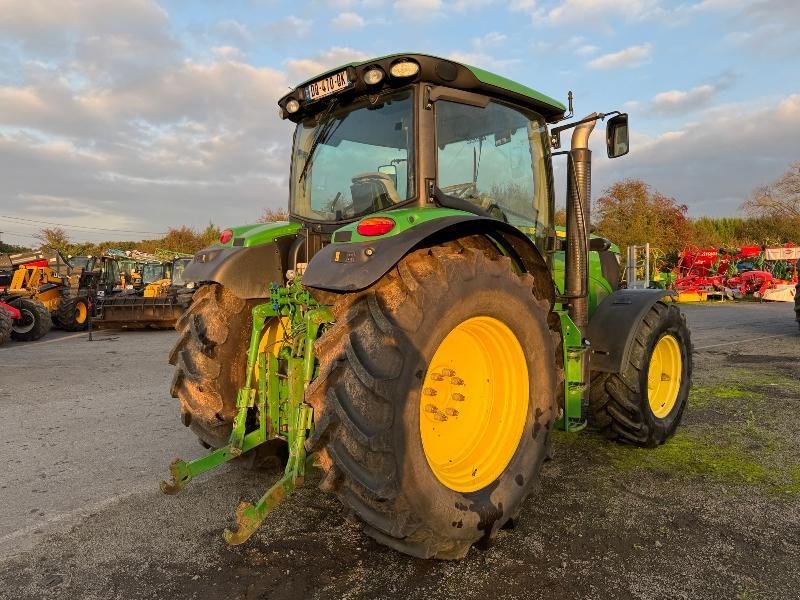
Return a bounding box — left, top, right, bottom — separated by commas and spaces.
304, 70, 351, 102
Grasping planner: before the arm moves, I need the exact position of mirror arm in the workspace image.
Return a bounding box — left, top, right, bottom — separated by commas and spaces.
549, 111, 621, 149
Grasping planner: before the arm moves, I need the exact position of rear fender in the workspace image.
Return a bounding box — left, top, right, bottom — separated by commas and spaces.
302, 214, 555, 306
183, 236, 296, 299
587, 289, 677, 374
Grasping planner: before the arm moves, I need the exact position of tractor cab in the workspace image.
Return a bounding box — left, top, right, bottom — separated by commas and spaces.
279, 54, 571, 253
141, 262, 166, 286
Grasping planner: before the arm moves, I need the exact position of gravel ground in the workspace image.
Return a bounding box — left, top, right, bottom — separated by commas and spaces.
0, 302, 798, 600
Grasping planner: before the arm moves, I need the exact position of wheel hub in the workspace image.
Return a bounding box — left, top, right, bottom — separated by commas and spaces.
12, 308, 35, 334
647, 334, 682, 418
75, 302, 88, 324
420, 316, 528, 493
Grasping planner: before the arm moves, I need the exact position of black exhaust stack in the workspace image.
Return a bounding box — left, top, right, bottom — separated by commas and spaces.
564, 114, 596, 334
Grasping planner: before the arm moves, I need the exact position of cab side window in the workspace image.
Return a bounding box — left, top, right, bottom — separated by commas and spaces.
436, 99, 548, 232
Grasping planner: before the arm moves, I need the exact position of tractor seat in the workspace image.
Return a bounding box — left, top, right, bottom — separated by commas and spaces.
350, 172, 402, 217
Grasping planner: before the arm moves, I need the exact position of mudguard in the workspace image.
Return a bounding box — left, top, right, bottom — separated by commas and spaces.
302, 214, 556, 305
183, 236, 296, 299
587, 288, 677, 374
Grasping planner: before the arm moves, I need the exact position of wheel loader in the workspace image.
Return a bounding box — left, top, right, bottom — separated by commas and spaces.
162, 53, 692, 559
79, 253, 195, 330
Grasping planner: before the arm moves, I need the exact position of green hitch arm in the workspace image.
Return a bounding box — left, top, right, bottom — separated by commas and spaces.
303, 306, 334, 381
160, 430, 270, 494
161, 302, 277, 494
222, 306, 333, 545
223, 403, 315, 545
229, 304, 276, 452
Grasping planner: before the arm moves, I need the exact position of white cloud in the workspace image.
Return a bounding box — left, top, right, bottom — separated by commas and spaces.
449, 30, 518, 73
262, 15, 313, 43
588, 43, 652, 69
591, 93, 800, 216
649, 72, 735, 114
450, 0, 495, 9
285, 47, 369, 83
331, 11, 366, 29
512, 0, 665, 25
447, 52, 521, 72
0, 4, 299, 235
652, 86, 716, 111
726, 0, 800, 56
472, 31, 507, 49
393, 0, 443, 19
214, 19, 254, 47
546, 0, 662, 23
0, 0, 171, 55
575, 44, 599, 56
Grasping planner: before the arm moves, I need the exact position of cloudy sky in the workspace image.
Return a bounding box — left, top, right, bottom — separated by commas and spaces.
1, 0, 798, 245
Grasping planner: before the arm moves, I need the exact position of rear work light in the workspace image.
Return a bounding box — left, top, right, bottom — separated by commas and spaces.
219, 229, 233, 244
389, 60, 420, 79
356, 217, 395, 237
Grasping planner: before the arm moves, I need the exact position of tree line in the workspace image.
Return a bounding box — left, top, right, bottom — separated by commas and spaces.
560, 161, 800, 255
7, 161, 798, 259
9, 208, 291, 258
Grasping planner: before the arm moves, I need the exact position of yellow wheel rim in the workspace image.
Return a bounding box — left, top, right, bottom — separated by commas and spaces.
647, 334, 682, 418
75, 302, 87, 324
420, 316, 529, 493
254, 317, 289, 381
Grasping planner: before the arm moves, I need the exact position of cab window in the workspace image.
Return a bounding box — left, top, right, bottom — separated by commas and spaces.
436, 99, 550, 234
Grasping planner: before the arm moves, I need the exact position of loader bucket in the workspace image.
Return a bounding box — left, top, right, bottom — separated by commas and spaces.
96, 294, 191, 329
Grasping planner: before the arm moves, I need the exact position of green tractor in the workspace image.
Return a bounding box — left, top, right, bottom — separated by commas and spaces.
163, 53, 692, 559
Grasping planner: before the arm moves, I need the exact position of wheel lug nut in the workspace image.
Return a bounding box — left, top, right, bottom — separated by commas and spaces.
445, 408, 459, 417
450, 377, 464, 385
441, 368, 455, 377
452, 393, 465, 402
424, 403, 438, 413
430, 373, 444, 381
433, 413, 448, 422
423, 387, 437, 396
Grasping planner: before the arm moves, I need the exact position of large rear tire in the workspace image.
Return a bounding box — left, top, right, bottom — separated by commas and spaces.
169, 284, 286, 464
56, 296, 90, 331
589, 301, 691, 447
10, 298, 52, 342
306, 243, 558, 559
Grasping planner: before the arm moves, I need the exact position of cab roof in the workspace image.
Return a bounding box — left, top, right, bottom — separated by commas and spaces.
282, 52, 567, 123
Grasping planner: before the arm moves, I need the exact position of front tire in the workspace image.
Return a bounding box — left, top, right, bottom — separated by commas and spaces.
306, 244, 558, 559
10, 298, 52, 342
589, 301, 691, 447
56, 296, 90, 331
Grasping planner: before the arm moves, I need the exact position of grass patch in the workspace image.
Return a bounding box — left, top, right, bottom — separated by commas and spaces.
727, 368, 800, 393
609, 431, 768, 485
607, 426, 800, 496
688, 383, 756, 410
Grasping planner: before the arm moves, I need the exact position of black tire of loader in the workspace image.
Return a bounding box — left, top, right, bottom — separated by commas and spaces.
56, 296, 89, 331
306, 243, 559, 559
0, 309, 12, 345
169, 283, 287, 466
589, 301, 692, 447
10, 298, 52, 342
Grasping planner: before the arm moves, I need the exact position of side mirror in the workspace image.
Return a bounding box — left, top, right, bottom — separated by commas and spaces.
606, 113, 629, 158
378, 164, 398, 188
